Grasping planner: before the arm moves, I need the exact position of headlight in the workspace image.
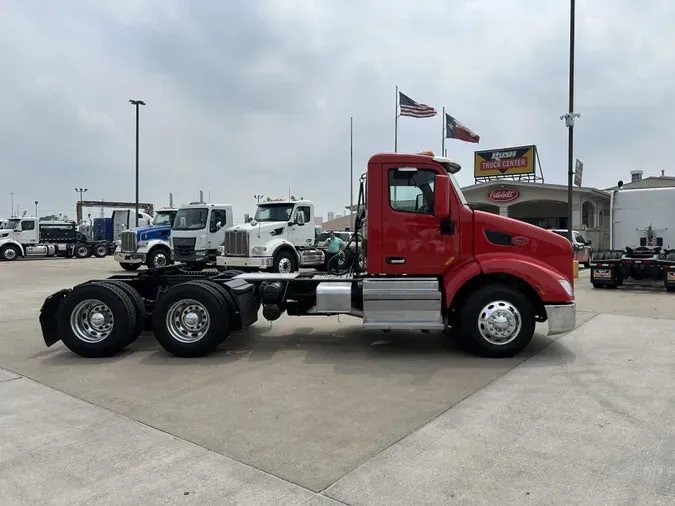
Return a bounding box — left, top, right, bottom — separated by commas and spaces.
138, 240, 148, 247
558, 279, 574, 298
217, 246, 225, 255
252, 246, 267, 254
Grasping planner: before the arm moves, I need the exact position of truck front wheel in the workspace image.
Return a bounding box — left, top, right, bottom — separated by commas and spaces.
147, 248, 170, 269
273, 251, 297, 273
458, 285, 536, 358
0, 244, 20, 261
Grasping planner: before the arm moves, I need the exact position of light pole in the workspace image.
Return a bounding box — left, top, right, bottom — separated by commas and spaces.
129, 99, 146, 227
75, 188, 88, 222
254, 194, 264, 204
560, 0, 579, 244
10, 192, 14, 217
34, 201, 38, 219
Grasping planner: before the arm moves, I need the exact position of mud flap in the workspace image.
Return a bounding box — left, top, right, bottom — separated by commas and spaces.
39, 289, 70, 347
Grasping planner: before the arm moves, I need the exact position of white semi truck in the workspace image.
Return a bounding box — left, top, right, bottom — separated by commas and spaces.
590, 186, 675, 291
0, 217, 113, 261
170, 202, 234, 269
216, 198, 325, 273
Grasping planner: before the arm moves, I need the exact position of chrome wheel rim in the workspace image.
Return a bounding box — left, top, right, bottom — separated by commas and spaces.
3, 248, 17, 260
70, 299, 114, 343
153, 253, 167, 267
477, 300, 522, 345
96, 246, 106, 256
165, 299, 210, 343
278, 257, 292, 273
77, 246, 88, 256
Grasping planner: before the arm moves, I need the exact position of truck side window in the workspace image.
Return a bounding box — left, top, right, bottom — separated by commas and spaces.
296, 206, 311, 224
21, 220, 35, 231
388, 168, 437, 214
210, 210, 227, 232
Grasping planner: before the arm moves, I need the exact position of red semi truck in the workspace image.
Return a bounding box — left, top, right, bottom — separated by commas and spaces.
39, 151, 576, 359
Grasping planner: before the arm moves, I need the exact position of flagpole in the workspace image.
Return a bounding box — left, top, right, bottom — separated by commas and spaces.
350, 116, 354, 232
394, 86, 399, 153
441, 106, 445, 156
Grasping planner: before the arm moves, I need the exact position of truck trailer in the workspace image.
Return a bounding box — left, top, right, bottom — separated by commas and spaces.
38, 151, 576, 360
590, 186, 675, 291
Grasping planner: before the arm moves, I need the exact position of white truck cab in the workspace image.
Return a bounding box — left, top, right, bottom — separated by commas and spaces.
170, 202, 233, 268
0, 217, 90, 260
217, 198, 324, 273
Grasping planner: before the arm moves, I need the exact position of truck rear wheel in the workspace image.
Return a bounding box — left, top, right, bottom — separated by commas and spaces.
57, 283, 137, 357
120, 262, 141, 271
96, 280, 147, 343
93, 243, 108, 258
458, 285, 536, 358
74, 244, 89, 259
0, 244, 20, 261
147, 248, 170, 269
273, 251, 297, 273
152, 281, 232, 357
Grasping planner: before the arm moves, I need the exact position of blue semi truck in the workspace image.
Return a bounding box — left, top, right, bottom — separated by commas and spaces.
114, 208, 178, 271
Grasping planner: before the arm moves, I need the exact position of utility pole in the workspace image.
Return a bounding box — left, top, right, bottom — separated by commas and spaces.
254, 194, 264, 204
560, 0, 579, 244
75, 188, 88, 222
129, 99, 146, 227
34, 201, 38, 219
350, 116, 354, 232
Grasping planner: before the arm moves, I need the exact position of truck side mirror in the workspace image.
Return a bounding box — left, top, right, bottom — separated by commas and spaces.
433, 174, 450, 219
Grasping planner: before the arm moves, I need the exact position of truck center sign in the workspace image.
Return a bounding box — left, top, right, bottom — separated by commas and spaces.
474, 145, 537, 178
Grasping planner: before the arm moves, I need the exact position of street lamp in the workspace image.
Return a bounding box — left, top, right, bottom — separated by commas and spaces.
560, 0, 579, 244
254, 194, 264, 204
75, 188, 87, 222
129, 99, 146, 227
35, 201, 38, 219
10, 192, 14, 217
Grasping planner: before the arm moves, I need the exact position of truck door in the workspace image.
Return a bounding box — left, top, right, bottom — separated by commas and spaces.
379, 165, 458, 275
18, 219, 38, 245
112, 210, 130, 241
289, 205, 312, 247
207, 209, 229, 249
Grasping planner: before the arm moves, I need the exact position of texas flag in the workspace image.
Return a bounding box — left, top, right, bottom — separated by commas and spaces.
445, 113, 480, 144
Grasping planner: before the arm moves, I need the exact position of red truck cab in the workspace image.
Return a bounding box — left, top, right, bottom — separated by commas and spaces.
366, 151, 575, 353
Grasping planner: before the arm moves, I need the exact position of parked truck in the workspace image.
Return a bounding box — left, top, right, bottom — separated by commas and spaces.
114, 208, 178, 271
38, 151, 576, 360
0, 217, 114, 261
590, 186, 675, 291
170, 202, 234, 269
217, 198, 325, 273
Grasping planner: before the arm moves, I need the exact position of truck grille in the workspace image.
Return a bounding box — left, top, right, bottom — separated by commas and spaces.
172, 237, 196, 258
120, 231, 137, 252
224, 230, 249, 256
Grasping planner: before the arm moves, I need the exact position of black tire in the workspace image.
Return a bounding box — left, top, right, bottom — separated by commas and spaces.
120, 262, 141, 271
273, 250, 297, 273
74, 244, 89, 259
93, 243, 108, 258
457, 285, 536, 358
152, 281, 232, 357
96, 280, 146, 344
667, 252, 675, 262
0, 244, 21, 261
190, 280, 235, 340
147, 248, 171, 269
57, 283, 137, 357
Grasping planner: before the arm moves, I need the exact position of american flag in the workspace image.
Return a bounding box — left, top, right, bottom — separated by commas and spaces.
399, 92, 437, 118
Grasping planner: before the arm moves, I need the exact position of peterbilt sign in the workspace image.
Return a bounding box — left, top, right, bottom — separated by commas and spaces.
486, 188, 520, 203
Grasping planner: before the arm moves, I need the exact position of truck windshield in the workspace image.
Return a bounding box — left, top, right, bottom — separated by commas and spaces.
154, 211, 176, 227
254, 204, 295, 222
5, 219, 20, 230
173, 209, 208, 230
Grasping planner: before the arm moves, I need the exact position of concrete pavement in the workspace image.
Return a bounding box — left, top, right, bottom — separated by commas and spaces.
1, 258, 674, 504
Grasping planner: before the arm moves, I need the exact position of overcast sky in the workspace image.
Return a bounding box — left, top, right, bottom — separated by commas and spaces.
1, 0, 673, 221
